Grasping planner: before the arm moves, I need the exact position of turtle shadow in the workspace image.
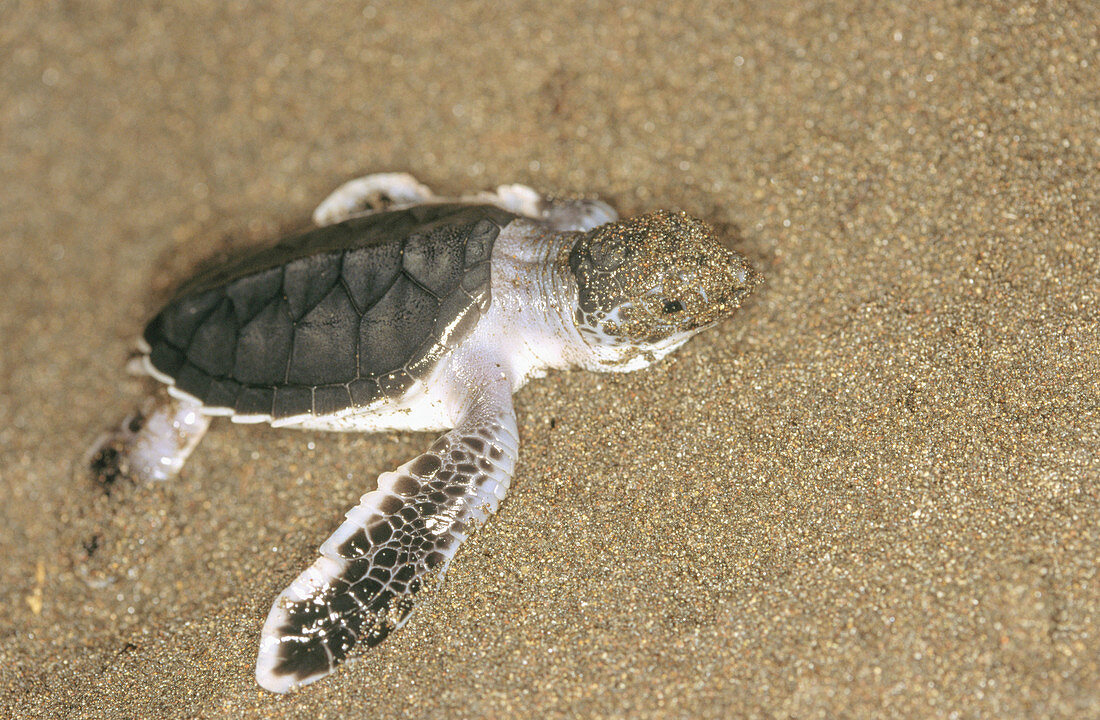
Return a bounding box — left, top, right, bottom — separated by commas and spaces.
145, 217, 313, 308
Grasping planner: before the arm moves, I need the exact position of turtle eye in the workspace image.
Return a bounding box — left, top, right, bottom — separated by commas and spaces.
662, 299, 684, 314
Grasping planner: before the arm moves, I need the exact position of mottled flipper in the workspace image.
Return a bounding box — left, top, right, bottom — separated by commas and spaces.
255, 381, 518, 693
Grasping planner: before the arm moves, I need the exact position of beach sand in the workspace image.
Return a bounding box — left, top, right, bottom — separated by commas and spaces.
2, 1, 1097, 717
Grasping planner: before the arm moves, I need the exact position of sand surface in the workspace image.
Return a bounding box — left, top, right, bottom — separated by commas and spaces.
2, 1, 1097, 718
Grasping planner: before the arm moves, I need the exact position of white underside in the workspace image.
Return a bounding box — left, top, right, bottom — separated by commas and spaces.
144, 347, 464, 434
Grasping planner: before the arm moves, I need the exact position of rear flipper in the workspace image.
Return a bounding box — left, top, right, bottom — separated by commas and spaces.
86, 390, 211, 488
255, 385, 518, 693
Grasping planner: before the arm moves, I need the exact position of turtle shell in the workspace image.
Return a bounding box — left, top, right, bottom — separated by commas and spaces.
143, 204, 517, 419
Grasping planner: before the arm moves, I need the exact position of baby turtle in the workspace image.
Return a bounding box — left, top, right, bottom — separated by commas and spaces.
89, 172, 761, 693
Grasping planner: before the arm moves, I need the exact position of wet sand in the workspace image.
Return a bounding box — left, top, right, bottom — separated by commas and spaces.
2, 1, 1097, 717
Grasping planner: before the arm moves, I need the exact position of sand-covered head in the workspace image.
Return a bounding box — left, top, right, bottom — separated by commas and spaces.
566, 210, 761, 369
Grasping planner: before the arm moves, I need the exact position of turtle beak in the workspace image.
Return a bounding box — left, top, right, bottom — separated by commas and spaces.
728, 253, 763, 302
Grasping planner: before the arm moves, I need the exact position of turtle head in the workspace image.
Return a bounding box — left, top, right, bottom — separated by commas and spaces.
566, 210, 761, 371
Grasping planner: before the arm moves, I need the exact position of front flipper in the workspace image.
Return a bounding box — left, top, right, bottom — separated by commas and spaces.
312, 172, 437, 226
473, 184, 618, 231
255, 386, 518, 693
538, 196, 618, 231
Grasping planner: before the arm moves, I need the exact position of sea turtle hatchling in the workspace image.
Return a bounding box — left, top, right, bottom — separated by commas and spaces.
89, 172, 762, 693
